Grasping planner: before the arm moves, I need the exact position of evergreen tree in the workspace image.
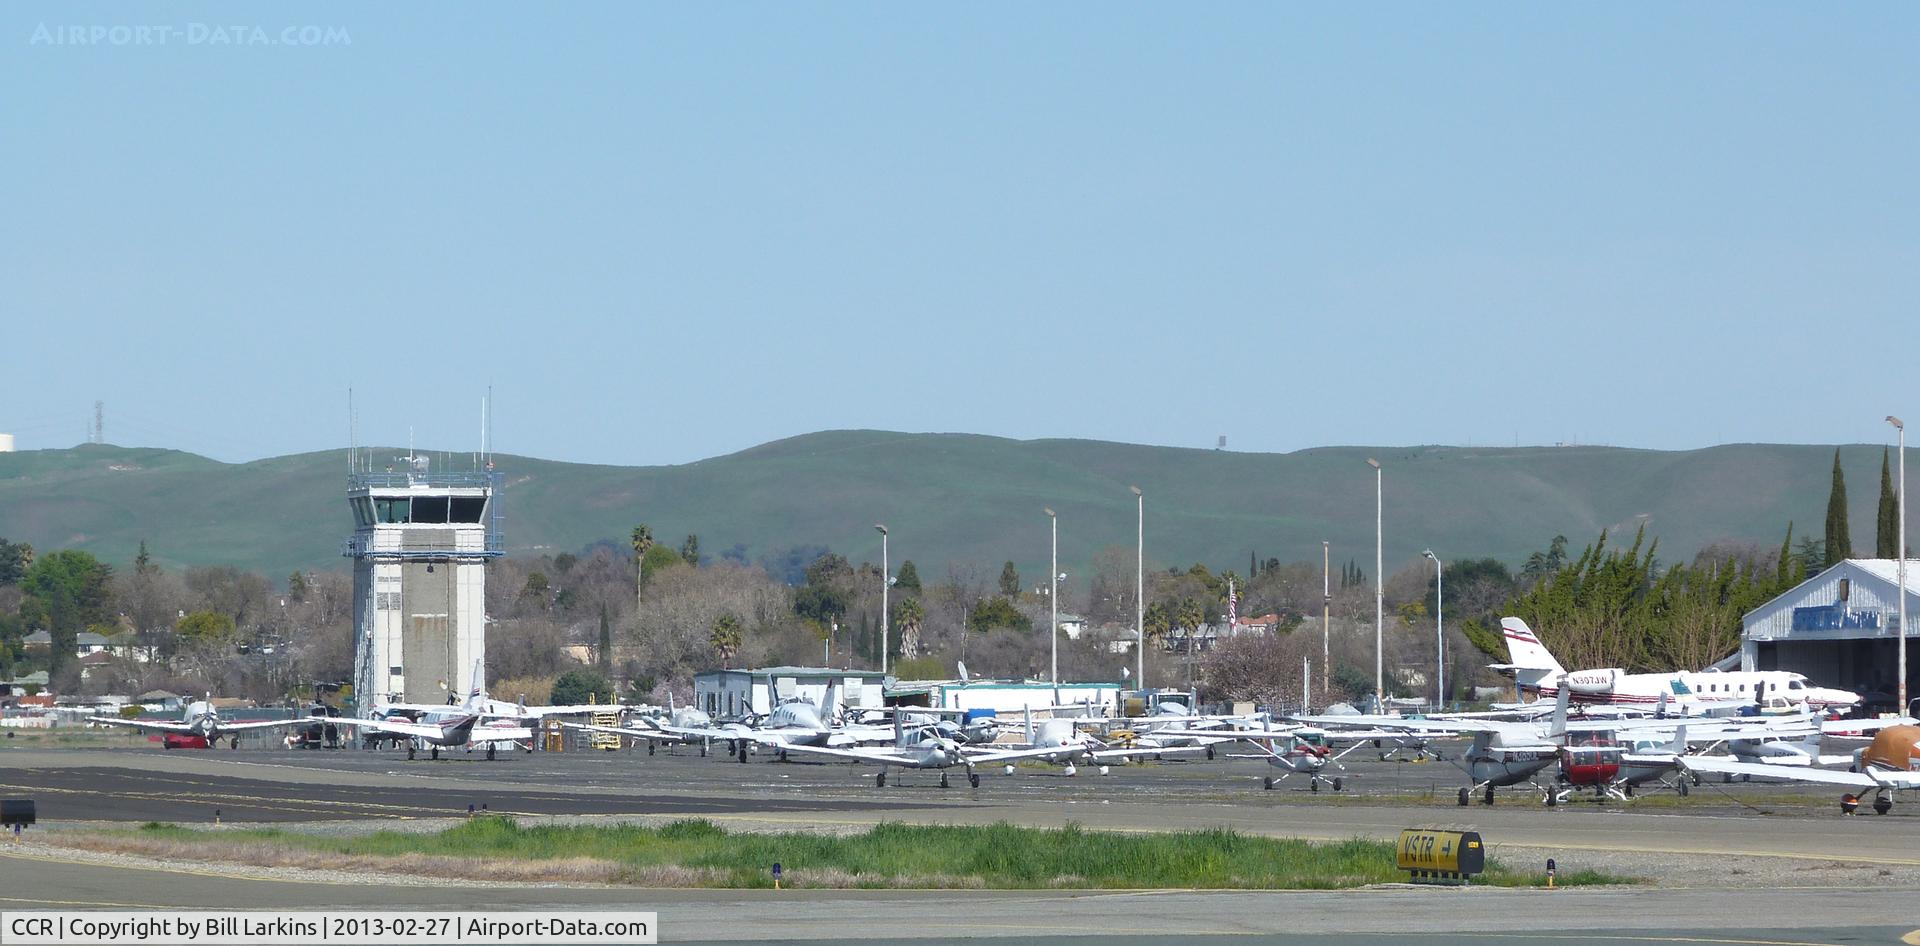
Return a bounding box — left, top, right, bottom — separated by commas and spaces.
894, 560, 922, 594
998, 561, 1021, 597
1878, 448, 1899, 559
1825, 448, 1853, 566
680, 534, 701, 566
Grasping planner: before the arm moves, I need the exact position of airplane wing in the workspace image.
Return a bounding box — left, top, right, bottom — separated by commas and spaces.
471, 723, 533, 743
215, 718, 308, 732
1823, 716, 1920, 738
86, 716, 192, 734
767, 742, 912, 764
964, 744, 1099, 765
1089, 744, 1211, 762
332, 716, 454, 741
1677, 756, 1900, 789
559, 721, 689, 743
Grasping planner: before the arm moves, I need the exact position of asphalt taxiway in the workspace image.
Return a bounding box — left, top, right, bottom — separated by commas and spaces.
2, 746, 1916, 944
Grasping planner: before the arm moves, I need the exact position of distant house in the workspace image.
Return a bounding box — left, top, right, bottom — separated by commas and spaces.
0, 670, 50, 699
77, 650, 115, 682
21, 630, 112, 658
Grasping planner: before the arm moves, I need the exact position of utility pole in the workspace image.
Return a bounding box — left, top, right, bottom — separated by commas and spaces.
1368, 457, 1384, 711
1322, 540, 1331, 697
1132, 486, 1144, 690
876, 524, 889, 676
1890, 417, 1908, 716
1046, 507, 1058, 706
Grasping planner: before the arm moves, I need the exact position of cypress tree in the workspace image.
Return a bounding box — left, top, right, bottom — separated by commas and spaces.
1825, 448, 1853, 567
1878, 447, 1899, 558
1775, 522, 1793, 589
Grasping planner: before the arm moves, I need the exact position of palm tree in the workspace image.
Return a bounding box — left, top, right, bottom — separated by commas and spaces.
1176, 598, 1205, 655
894, 597, 925, 660
630, 524, 654, 613
710, 612, 743, 669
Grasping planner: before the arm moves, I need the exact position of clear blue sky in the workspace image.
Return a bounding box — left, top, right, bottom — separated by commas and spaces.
5, 4, 1915, 465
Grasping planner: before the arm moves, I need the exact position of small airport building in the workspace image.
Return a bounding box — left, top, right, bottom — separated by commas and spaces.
1741, 558, 1920, 711
693, 667, 886, 720
884, 679, 1126, 716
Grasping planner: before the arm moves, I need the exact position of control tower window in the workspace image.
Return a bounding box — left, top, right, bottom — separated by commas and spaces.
412, 496, 450, 524
375, 497, 411, 523
449, 497, 487, 522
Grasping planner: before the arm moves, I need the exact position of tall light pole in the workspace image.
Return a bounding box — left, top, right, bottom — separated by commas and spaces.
1045, 507, 1058, 705
1424, 549, 1444, 710
1131, 486, 1144, 690
1890, 416, 1907, 716
1368, 457, 1383, 710
875, 524, 889, 676
1321, 540, 1330, 697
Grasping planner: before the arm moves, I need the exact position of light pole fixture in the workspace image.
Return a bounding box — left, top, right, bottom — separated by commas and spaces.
875, 524, 889, 676
1131, 485, 1144, 690
1424, 549, 1444, 710
1045, 507, 1058, 705
1367, 457, 1383, 711
1890, 416, 1908, 716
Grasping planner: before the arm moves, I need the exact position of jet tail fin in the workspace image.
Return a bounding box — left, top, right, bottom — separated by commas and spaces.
1499, 618, 1567, 677
465, 658, 488, 711
1667, 725, 1687, 755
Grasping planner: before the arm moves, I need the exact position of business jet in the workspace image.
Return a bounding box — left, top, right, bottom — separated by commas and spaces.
87, 695, 306, 749
1494, 617, 1860, 711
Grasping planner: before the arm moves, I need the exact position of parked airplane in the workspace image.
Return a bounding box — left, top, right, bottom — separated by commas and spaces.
87, 696, 306, 749
335, 672, 532, 760
1680, 723, 1920, 815
1494, 617, 1860, 710
770, 717, 1083, 788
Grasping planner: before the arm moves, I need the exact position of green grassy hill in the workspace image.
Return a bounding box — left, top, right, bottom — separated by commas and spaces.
0, 433, 1885, 580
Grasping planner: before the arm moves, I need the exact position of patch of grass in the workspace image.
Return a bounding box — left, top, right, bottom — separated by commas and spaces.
99, 818, 1633, 889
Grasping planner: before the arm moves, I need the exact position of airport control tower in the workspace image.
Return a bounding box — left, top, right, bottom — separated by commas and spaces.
345, 454, 501, 713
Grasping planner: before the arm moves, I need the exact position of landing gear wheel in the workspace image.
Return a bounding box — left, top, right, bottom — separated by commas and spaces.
1263, 777, 1275, 791
1332, 777, 1344, 792
1874, 795, 1893, 816
230, 738, 239, 750
1458, 787, 1471, 807
1677, 781, 1689, 797
431, 747, 440, 761
1310, 779, 1319, 793
969, 773, 980, 788
738, 744, 749, 763
876, 772, 887, 788
1205, 746, 1216, 761
940, 772, 950, 789
407, 745, 416, 761
1546, 791, 1557, 807
1064, 764, 1078, 777
486, 745, 496, 761
1484, 785, 1496, 806
647, 743, 656, 756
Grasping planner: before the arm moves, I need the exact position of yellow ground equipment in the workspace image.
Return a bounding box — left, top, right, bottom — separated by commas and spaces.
1395, 828, 1484, 885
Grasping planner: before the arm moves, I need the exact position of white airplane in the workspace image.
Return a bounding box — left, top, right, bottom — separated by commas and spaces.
1494, 617, 1860, 711
1679, 723, 1920, 815
771, 717, 1089, 788
335, 671, 532, 761
87, 695, 306, 749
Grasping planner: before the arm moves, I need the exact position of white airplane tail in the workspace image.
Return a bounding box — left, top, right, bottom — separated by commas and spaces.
463, 659, 488, 712
1493, 618, 1566, 686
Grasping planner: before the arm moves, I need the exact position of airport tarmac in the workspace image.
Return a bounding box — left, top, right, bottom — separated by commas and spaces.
3, 745, 1917, 944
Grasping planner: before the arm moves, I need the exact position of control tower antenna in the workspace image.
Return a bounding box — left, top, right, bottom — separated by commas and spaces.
93, 401, 103, 444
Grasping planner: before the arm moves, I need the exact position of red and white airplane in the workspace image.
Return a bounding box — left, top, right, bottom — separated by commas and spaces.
1493, 617, 1860, 712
